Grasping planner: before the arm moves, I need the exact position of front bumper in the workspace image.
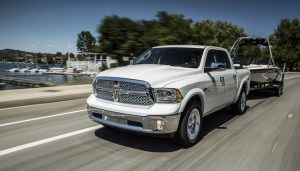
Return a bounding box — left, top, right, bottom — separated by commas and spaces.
87, 105, 181, 134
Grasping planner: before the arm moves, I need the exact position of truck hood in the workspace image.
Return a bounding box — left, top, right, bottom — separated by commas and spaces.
97, 64, 197, 87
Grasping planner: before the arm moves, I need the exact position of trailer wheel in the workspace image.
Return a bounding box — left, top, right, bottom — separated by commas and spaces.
274, 82, 283, 96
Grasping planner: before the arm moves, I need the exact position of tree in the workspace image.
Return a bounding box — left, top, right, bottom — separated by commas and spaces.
77, 31, 96, 54
98, 15, 142, 55
154, 11, 193, 45
55, 52, 62, 56
65, 52, 75, 58
192, 20, 246, 48
271, 18, 300, 69
96, 11, 247, 66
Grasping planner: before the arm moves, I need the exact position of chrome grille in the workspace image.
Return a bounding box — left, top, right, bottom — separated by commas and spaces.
95, 89, 113, 101
94, 77, 153, 105
120, 94, 152, 105
119, 81, 148, 92
96, 79, 113, 88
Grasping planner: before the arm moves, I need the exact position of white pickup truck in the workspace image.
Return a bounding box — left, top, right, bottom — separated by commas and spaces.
87, 45, 250, 147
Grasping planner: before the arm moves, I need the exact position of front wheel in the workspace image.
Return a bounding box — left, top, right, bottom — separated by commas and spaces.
174, 102, 202, 147
232, 90, 247, 115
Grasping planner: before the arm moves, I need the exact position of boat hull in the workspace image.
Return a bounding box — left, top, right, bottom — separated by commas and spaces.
250, 68, 282, 83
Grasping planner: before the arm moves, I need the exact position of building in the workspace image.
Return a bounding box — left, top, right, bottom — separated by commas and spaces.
66, 53, 119, 73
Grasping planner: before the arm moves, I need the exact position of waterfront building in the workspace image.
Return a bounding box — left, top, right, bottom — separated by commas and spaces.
66, 53, 119, 73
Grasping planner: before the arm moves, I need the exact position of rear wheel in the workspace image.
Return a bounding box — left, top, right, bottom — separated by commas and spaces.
232, 90, 247, 115
274, 82, 283, 96
174, 101, 202, 147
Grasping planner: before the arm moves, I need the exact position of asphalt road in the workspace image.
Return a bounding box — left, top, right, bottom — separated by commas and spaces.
0, 77, 299, 171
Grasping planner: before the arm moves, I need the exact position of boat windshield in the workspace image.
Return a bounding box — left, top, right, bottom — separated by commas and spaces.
233, 45, 271, 65
133, 47, 204, 68
231, 37, 273, 66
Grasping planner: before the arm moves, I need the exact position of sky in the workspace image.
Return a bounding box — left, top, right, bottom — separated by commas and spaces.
0, 0, 299, 54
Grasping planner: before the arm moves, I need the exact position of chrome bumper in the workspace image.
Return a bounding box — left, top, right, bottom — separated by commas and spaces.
87, 105, 180, 134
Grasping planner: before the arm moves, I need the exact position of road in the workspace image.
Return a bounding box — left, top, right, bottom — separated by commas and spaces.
0, 77, 299, 171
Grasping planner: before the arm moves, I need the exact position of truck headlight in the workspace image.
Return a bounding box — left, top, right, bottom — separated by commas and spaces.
153, 88, 183, 103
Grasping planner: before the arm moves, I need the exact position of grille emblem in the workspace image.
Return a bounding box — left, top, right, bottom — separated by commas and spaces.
113, 81, 120, 102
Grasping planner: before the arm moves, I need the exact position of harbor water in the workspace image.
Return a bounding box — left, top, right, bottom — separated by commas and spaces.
0, 62, 94, 90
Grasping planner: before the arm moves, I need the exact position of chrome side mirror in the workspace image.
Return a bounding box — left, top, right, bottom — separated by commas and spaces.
129, 59, 134, 65
204, 62, 226, 72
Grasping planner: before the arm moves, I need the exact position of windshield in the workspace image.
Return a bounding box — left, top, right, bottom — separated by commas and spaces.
133, 47, 204, 68
233, 45, 271, 66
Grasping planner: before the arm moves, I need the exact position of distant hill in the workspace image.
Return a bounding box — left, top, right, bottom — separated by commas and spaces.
0, 49, 54, 57
0, 49, 30, 57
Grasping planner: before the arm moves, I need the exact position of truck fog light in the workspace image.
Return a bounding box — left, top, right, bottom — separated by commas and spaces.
156, 120, 165, 131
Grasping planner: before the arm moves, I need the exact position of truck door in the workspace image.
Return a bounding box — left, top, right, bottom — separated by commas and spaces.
203, 49, 226, 112
215, 50, 237, 104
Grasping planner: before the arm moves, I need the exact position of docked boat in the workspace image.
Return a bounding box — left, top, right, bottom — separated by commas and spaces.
8, 68, 20, 72
30, 68, 39, 73
0, 80, 5, 87
19, 68, 30, 73
230, 37, 285, 96
38, 65, 50, 73
49, 67, 65, 73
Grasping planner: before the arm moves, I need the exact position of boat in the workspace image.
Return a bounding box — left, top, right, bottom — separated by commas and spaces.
0, 80, 5, 87
30, 68, 40, 73
247, 64, 281, 83
19, 68, 30, 73
49, 67, 65, 73
38, 65, 50, 73
8, 68, 20, 72
230, 37, 285, 96
38, 69, 48, 73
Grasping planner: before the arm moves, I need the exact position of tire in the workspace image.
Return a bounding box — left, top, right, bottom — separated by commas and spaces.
274, 82, 283, 96
232, 90, 247, 115
174, 101, 202, 147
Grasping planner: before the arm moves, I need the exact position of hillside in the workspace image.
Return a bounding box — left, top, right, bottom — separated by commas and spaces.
0, 49, 54, 57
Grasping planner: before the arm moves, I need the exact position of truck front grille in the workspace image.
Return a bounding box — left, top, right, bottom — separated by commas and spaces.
94, 77, 153, 106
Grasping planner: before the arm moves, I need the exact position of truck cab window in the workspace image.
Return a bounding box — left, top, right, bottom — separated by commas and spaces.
216, 50, 232, 69
205, 50, 216, 68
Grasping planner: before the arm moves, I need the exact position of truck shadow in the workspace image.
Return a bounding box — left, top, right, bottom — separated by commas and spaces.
248, 90, 276, 100
94, 107, 243, 152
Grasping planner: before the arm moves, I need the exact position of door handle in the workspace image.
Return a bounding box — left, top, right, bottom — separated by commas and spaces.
220, 77, 225, 86
233, 74, 237, 80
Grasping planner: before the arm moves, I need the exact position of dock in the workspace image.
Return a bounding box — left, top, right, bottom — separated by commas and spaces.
0, 75, 55, 87
42, 72, 96, 76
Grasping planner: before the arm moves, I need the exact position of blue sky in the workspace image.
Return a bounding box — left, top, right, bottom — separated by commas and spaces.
0, 0, 299, 54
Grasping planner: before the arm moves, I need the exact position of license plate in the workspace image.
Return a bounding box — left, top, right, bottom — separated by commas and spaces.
103, 115, 127, 124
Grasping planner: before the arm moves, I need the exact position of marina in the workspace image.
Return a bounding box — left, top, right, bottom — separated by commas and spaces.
0, 53, 129, 90
0, 63, 94, 90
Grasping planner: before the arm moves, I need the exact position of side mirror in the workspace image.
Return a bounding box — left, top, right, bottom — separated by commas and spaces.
129, 59, 134, 65
204, 62, 226, 72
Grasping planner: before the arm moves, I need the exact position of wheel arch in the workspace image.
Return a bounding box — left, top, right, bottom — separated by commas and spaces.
234, 77, 249, 103
179, 88, 205, 115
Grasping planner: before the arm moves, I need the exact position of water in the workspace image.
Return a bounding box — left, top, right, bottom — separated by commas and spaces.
0, 62, 94, 90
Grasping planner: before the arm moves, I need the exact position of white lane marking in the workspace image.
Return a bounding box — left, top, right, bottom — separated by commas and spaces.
287, 113, 293, 119
0, 109, 86, 127
272, 142, 278, 152
0, 98, 87, 111
0, 125, 102, 156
